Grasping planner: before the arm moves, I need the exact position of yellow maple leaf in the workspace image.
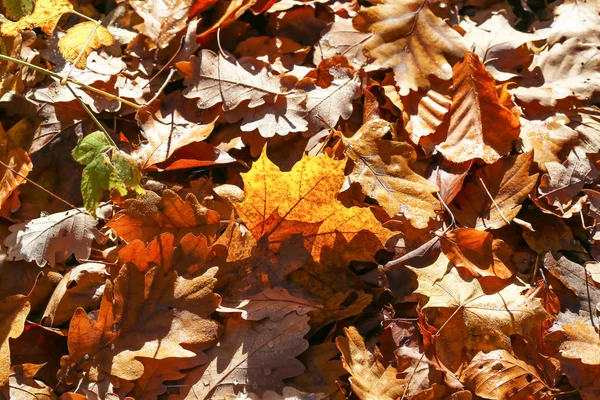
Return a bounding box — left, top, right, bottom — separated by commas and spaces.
58, 21, 115, 69
1, 0, 73, 37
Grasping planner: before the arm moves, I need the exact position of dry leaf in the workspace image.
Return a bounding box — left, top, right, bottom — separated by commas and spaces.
58, 22, 115, 69
451, 152, 538, 230
461, 350, 552, 399
336, 326, 405, 400
342, 118, 440, 228
0, 0, 73, 36
437, 52, 520, 164
175, 313, 310, 399
0, 294, 30, 386
313, 17, 370, 69
4, 209, 104, 267
6, 363, 56, 400
130, 0, 192, 49
353, 0, 467, 95
0, 121, 32, 209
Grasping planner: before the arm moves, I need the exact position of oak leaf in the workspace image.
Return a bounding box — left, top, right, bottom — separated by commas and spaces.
5, 363, 56, 400
461, 350, 552, 399
4, 209, 104, 267
451, 152, 538, 230
0, 0, 73, 36
235, 148, 392, 264
175, 313, 310, 399
290, 341, 345, 398
336, 326, 405, 400
106, 189, 221, 243
0, 294, 30, 386
130, 0, 191, 49
58, 264, 221, 384
58, 22, 115, 69
437, 52, 520, 164
342, 118, 440, 228
313, 17, 370, 69
545, 319, 600, 365
353, 0, 467, 95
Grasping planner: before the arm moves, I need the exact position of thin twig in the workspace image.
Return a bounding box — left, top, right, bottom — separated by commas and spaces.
0, 159, 81, 211
0, 54, 142, 109
61, 20, 102, 84
476, 172, 511, 226
65, 83, 116, 147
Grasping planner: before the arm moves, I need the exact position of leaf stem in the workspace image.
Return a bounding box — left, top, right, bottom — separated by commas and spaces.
0, 53, 142, 110
71, 9, 97, 23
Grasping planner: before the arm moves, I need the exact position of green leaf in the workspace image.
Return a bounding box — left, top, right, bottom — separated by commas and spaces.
73, 131, 144, 215
3, 0, 34, 21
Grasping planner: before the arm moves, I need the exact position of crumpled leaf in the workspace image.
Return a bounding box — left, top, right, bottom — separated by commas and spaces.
451, 152, 538, 230
538, 147, 599, 212
403, 88, 451, 147
461, 349, 552, 399
175, 313, 310, 399
130, 0, 192, 49
58, 22, 115, 69
41, 262, 109, 327
437, 52, 520, 164
0, 294, 30, 386
0, 120, 32, 209
353, 0, 467, 95
106, 189, 221, 244
58, 264, 221, 384
218, 286, 322, 322
313, 17, 370, 69
342, 118, 440, 228
72, 131, 144, 215
4, 209, 104, 267
336, 326, 405, 400
0, 0, 73, 36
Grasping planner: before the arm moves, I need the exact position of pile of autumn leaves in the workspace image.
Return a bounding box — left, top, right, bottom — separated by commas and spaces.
2, 0, 600, 399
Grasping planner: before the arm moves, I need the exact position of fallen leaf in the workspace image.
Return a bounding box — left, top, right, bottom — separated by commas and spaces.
461, 349, 552, 399
0, 121, 32, 209
451, 152, 538, 230
545, 318, 600, 365
58, 22, 115, 69
290, 341, 345, 398
218, 286, 322, 321
342, 118, 440, 228
0, 294, 30, 386
4, 209, 104, 267
336, 326, 405, 400
106, 189, 221, 244
0, 0, 73, 36
353, 0, 467, 95
403, 88, 452, 147
313, 17, 370, 69
437, 52, 520, 164
175, 313, 309, 399
130, 0, 192, 49
58, 264, 221, 384
6, 363, 56, 400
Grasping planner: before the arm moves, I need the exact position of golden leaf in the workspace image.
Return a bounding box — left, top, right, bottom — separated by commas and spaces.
1, 0, 73, 36
58, 22, 115, 69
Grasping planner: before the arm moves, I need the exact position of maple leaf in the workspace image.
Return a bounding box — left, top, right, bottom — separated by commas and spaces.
236, 148, 392, 264
4, 209, 104, 267
342, 118, 440, 228
437, 52, 520, 164
58, 22, 115, 69
0, 121, 32, 209
461, 350, 552, 399
336, 326, 405, 400
0, 0, 73, 36
175, 313, 310, 399
0, 294, 30, 387
451, 152, 538, 230
409, 253, 550, 370
106, 189, 221, 244
353, 0, 467, 95
130, 0, 192, 49
58, 264, 221, 384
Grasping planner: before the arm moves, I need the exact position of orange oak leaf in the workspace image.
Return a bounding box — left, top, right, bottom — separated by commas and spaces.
58, 264, 221, 384
106, 189, 221, 244
437, 52, 520, 163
